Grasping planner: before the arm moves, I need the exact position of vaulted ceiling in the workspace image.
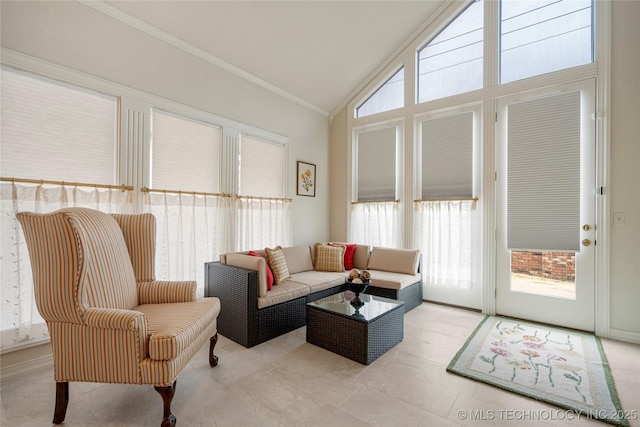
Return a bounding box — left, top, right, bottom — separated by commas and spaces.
101, 1, 446, 116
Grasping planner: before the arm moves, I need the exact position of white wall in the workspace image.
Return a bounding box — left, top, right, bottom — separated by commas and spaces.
0, 0, 330, 246
609, 0, 640, 336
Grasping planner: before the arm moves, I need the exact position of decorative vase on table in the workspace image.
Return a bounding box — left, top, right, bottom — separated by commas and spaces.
346, 278, 370, 308
347, 268, 371, 308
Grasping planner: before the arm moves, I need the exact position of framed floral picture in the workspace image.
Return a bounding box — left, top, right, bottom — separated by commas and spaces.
296, 161, 316, 197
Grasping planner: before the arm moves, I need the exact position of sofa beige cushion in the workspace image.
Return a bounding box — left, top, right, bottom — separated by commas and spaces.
367, 247, 419, 275
281, 246, 314, 274
366, 270, 421, 290
257, 280, 310, 309
289, 271, 346, 293
352, 244, 370, 270
265, 246, 290, 285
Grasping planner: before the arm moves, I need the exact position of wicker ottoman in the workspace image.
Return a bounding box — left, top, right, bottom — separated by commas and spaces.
306, 292, 404, 365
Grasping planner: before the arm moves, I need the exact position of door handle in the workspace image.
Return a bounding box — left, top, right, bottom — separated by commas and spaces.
583, 224, 591, 231
582, 239, 591, 247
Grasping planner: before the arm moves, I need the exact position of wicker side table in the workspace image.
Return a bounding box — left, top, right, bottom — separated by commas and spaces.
306, 293, 404, 365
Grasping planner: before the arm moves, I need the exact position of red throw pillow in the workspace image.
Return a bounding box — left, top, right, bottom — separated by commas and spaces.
247, 251, 274, 290
329, 242, 357, 270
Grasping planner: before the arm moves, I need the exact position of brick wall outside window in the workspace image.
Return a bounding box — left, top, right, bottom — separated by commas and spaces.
511, 251, 575, 282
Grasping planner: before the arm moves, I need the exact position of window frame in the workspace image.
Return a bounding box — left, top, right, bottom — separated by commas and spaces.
345, 0, 609, 326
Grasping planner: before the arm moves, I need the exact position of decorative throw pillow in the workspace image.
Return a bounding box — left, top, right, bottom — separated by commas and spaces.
329, 242, 357, 270
264, 246, 290, 285
247, 250, 274, 290
314, 243, 345, 272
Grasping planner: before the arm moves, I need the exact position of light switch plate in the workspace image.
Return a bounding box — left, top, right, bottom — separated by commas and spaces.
613, 212, 625, 226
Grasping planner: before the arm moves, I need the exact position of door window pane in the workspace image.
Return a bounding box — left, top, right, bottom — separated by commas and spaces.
511, 250, 576, 299
506, 91, 581, 252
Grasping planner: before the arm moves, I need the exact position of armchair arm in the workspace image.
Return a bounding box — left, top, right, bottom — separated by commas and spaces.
42, 308, 149, 383
84, 307, 148, 331
138, 280, 197, 304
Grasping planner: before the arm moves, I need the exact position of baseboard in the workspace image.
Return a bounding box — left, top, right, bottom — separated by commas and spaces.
0, 354, 53, 383
607, 328, 640, 344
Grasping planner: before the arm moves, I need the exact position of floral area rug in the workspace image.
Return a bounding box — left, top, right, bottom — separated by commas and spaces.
447, 316, 629, 426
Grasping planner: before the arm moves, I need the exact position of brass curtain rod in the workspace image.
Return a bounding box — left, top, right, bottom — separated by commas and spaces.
1, 177, 133, 191
141, 187, 231, 198
351, 199, 400, 205
141, 188, 291, 202
414, 197, 479, 203
236, 194, 293, 203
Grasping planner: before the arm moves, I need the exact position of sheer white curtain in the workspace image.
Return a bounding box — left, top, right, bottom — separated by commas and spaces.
349, 201, 402, 248
0, 182, 132, 351
143, 191, 232, 298
414, 200, 478, 289
237, 197, 292, 251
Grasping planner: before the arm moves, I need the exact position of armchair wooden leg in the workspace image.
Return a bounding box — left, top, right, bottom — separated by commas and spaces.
209, 333, 219, 367
154, 380, 177, 427
53, 381, 69, 424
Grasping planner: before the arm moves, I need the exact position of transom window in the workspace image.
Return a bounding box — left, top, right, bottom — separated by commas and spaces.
417, 0, 484, 104
356, 68, 404, 118
500, 0, 594, 84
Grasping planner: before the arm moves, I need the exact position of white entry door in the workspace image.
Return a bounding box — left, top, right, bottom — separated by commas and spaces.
496, 80, 596, 332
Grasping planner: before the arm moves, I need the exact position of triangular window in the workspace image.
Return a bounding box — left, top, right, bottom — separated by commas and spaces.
356, 67, 404, 118
417, 0, 484, 103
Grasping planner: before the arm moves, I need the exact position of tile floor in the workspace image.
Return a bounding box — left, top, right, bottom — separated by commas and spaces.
1, 302, 638, 426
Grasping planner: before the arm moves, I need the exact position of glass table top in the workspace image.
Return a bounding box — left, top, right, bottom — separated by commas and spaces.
307, 292, 404, 323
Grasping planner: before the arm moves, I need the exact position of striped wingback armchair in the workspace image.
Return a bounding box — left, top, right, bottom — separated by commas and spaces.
16, 208, 221, 427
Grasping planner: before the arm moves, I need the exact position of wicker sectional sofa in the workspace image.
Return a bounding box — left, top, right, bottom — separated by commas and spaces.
204, 244, 422, 348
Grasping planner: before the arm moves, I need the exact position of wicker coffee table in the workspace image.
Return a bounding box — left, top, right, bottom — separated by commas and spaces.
306, 292, 404, 365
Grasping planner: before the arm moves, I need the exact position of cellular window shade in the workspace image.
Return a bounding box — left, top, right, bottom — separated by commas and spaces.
421, 112, 473, 199
240, 136, 284, 198
152, 111, 221, 193
507, 91, 581, 252
1, 66, 117, 184
357, 127, 396, 202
